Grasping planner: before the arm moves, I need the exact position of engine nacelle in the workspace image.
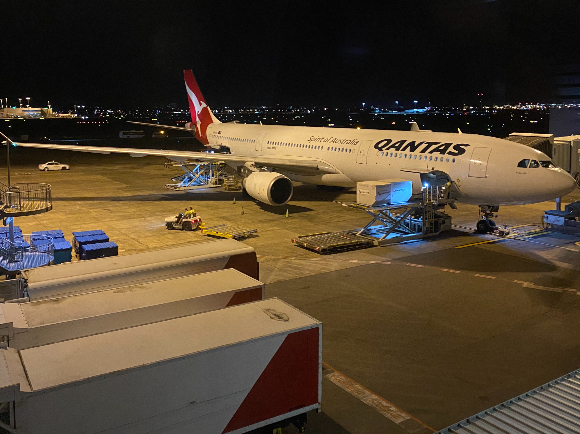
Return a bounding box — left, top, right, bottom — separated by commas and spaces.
243, 172, 293, 206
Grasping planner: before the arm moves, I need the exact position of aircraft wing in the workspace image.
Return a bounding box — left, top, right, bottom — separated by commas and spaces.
4, 141, 340, 175
129, 121, 192, 131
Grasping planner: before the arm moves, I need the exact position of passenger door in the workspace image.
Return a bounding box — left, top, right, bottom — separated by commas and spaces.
255, 132, 266, 152
468, 147, 492, 178
356, 140, 373, 164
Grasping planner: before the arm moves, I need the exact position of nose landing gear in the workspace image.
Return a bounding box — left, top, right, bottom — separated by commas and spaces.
477, 205, 499, 233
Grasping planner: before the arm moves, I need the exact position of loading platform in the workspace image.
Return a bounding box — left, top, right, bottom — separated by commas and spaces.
292, 232, 375, 254
293, 184, 453, 254
200, 224, 258, 240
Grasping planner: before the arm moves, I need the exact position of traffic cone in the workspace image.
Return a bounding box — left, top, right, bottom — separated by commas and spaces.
241, 207, 244, 215
233, 197, 236, 204
285, 209, 289, 218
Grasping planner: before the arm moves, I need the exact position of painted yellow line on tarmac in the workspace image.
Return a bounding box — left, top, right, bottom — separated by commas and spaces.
323, 363, 435, 433
456, 228, 550, 249
455, 238, 504, 249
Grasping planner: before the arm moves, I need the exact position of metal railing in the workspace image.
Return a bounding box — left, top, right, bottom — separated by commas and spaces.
0, 182, 52, 216
0, 234, 54, 271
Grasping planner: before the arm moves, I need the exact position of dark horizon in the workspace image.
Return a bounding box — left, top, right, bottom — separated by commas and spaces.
3, 1, 580, 109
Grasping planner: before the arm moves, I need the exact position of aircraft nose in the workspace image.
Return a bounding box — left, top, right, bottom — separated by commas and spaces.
552, 170, 577, 197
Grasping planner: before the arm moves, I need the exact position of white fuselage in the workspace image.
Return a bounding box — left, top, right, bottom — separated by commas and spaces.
205, 123, 576, 206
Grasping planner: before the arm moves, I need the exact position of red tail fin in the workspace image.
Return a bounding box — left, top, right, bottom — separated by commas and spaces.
183, 70, 219, 145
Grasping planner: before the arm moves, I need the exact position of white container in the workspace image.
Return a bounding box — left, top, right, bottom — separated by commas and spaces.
356, 179, 413, 206
0, 268, 264, 350
0, 298, 321, 434
24, 238, 259, 301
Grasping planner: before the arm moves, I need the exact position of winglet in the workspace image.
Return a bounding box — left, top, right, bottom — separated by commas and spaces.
183, 70, 220, 145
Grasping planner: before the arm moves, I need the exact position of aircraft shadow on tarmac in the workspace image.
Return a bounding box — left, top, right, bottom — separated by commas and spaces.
404, 243, 558, 274
49, 184, 356, 214
51, 192, 313, 214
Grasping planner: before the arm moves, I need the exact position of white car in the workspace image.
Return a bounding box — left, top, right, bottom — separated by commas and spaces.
38, 161, 70, 171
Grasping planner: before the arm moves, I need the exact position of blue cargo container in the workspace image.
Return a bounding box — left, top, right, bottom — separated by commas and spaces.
32, 230, 65, 239
0, 228, 23, 237
0, 226, 22, 234
72, 230, 106, 238
53, 241, 73, 264
73, 234, 110, 253
79, 242, 118, 260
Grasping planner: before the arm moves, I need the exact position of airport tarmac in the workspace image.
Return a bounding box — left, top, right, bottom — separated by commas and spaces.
6, 149, 580, 433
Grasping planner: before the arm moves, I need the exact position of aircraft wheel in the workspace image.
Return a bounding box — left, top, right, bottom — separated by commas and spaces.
476, 220, 488, 233
183, 222, 193, 231
486, 219, 496, 229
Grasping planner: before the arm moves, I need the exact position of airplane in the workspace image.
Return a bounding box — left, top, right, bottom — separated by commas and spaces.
1, 70, 577, 233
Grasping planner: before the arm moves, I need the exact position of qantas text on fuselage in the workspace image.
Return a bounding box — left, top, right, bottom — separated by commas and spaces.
304, 135, 469, 156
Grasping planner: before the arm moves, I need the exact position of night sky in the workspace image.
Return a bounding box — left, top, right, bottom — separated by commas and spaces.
2, 1, 580, 109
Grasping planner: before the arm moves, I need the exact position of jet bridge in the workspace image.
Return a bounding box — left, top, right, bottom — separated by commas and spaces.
293, 182, 455, 254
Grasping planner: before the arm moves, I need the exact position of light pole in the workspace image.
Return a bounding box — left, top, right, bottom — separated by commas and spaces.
414, 100, 418, 111
0, 132, 12, 188
26, 97, 30, 108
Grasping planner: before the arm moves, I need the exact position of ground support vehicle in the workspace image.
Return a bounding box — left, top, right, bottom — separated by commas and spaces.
0, 298, 321, 434
165, 162, 228, 190
544, 200, 580, 234
165, 214, 202, 231
294, 184, 453, 254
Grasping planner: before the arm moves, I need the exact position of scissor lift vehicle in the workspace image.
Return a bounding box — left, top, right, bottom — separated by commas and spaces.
165, 162, 228, 190
294, 184, 454, 254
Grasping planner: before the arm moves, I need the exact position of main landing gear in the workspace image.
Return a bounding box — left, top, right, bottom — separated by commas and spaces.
476, 205, 499, 234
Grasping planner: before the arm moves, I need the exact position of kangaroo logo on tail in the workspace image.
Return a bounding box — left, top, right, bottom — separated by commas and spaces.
183, 70, 220, 145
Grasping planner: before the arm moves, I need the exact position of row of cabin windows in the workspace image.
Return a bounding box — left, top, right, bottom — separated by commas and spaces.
517, 159, 555, 168
268, 141, 354, 153
213, 135, 255, 143
379, 151, 456, 163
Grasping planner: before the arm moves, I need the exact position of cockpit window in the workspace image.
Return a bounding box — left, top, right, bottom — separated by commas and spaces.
539, 160, 556, 168
517, 159, 529, 168
528, 160, 539, 168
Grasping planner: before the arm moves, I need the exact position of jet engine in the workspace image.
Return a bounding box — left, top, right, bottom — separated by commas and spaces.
243, 172, 293, 206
